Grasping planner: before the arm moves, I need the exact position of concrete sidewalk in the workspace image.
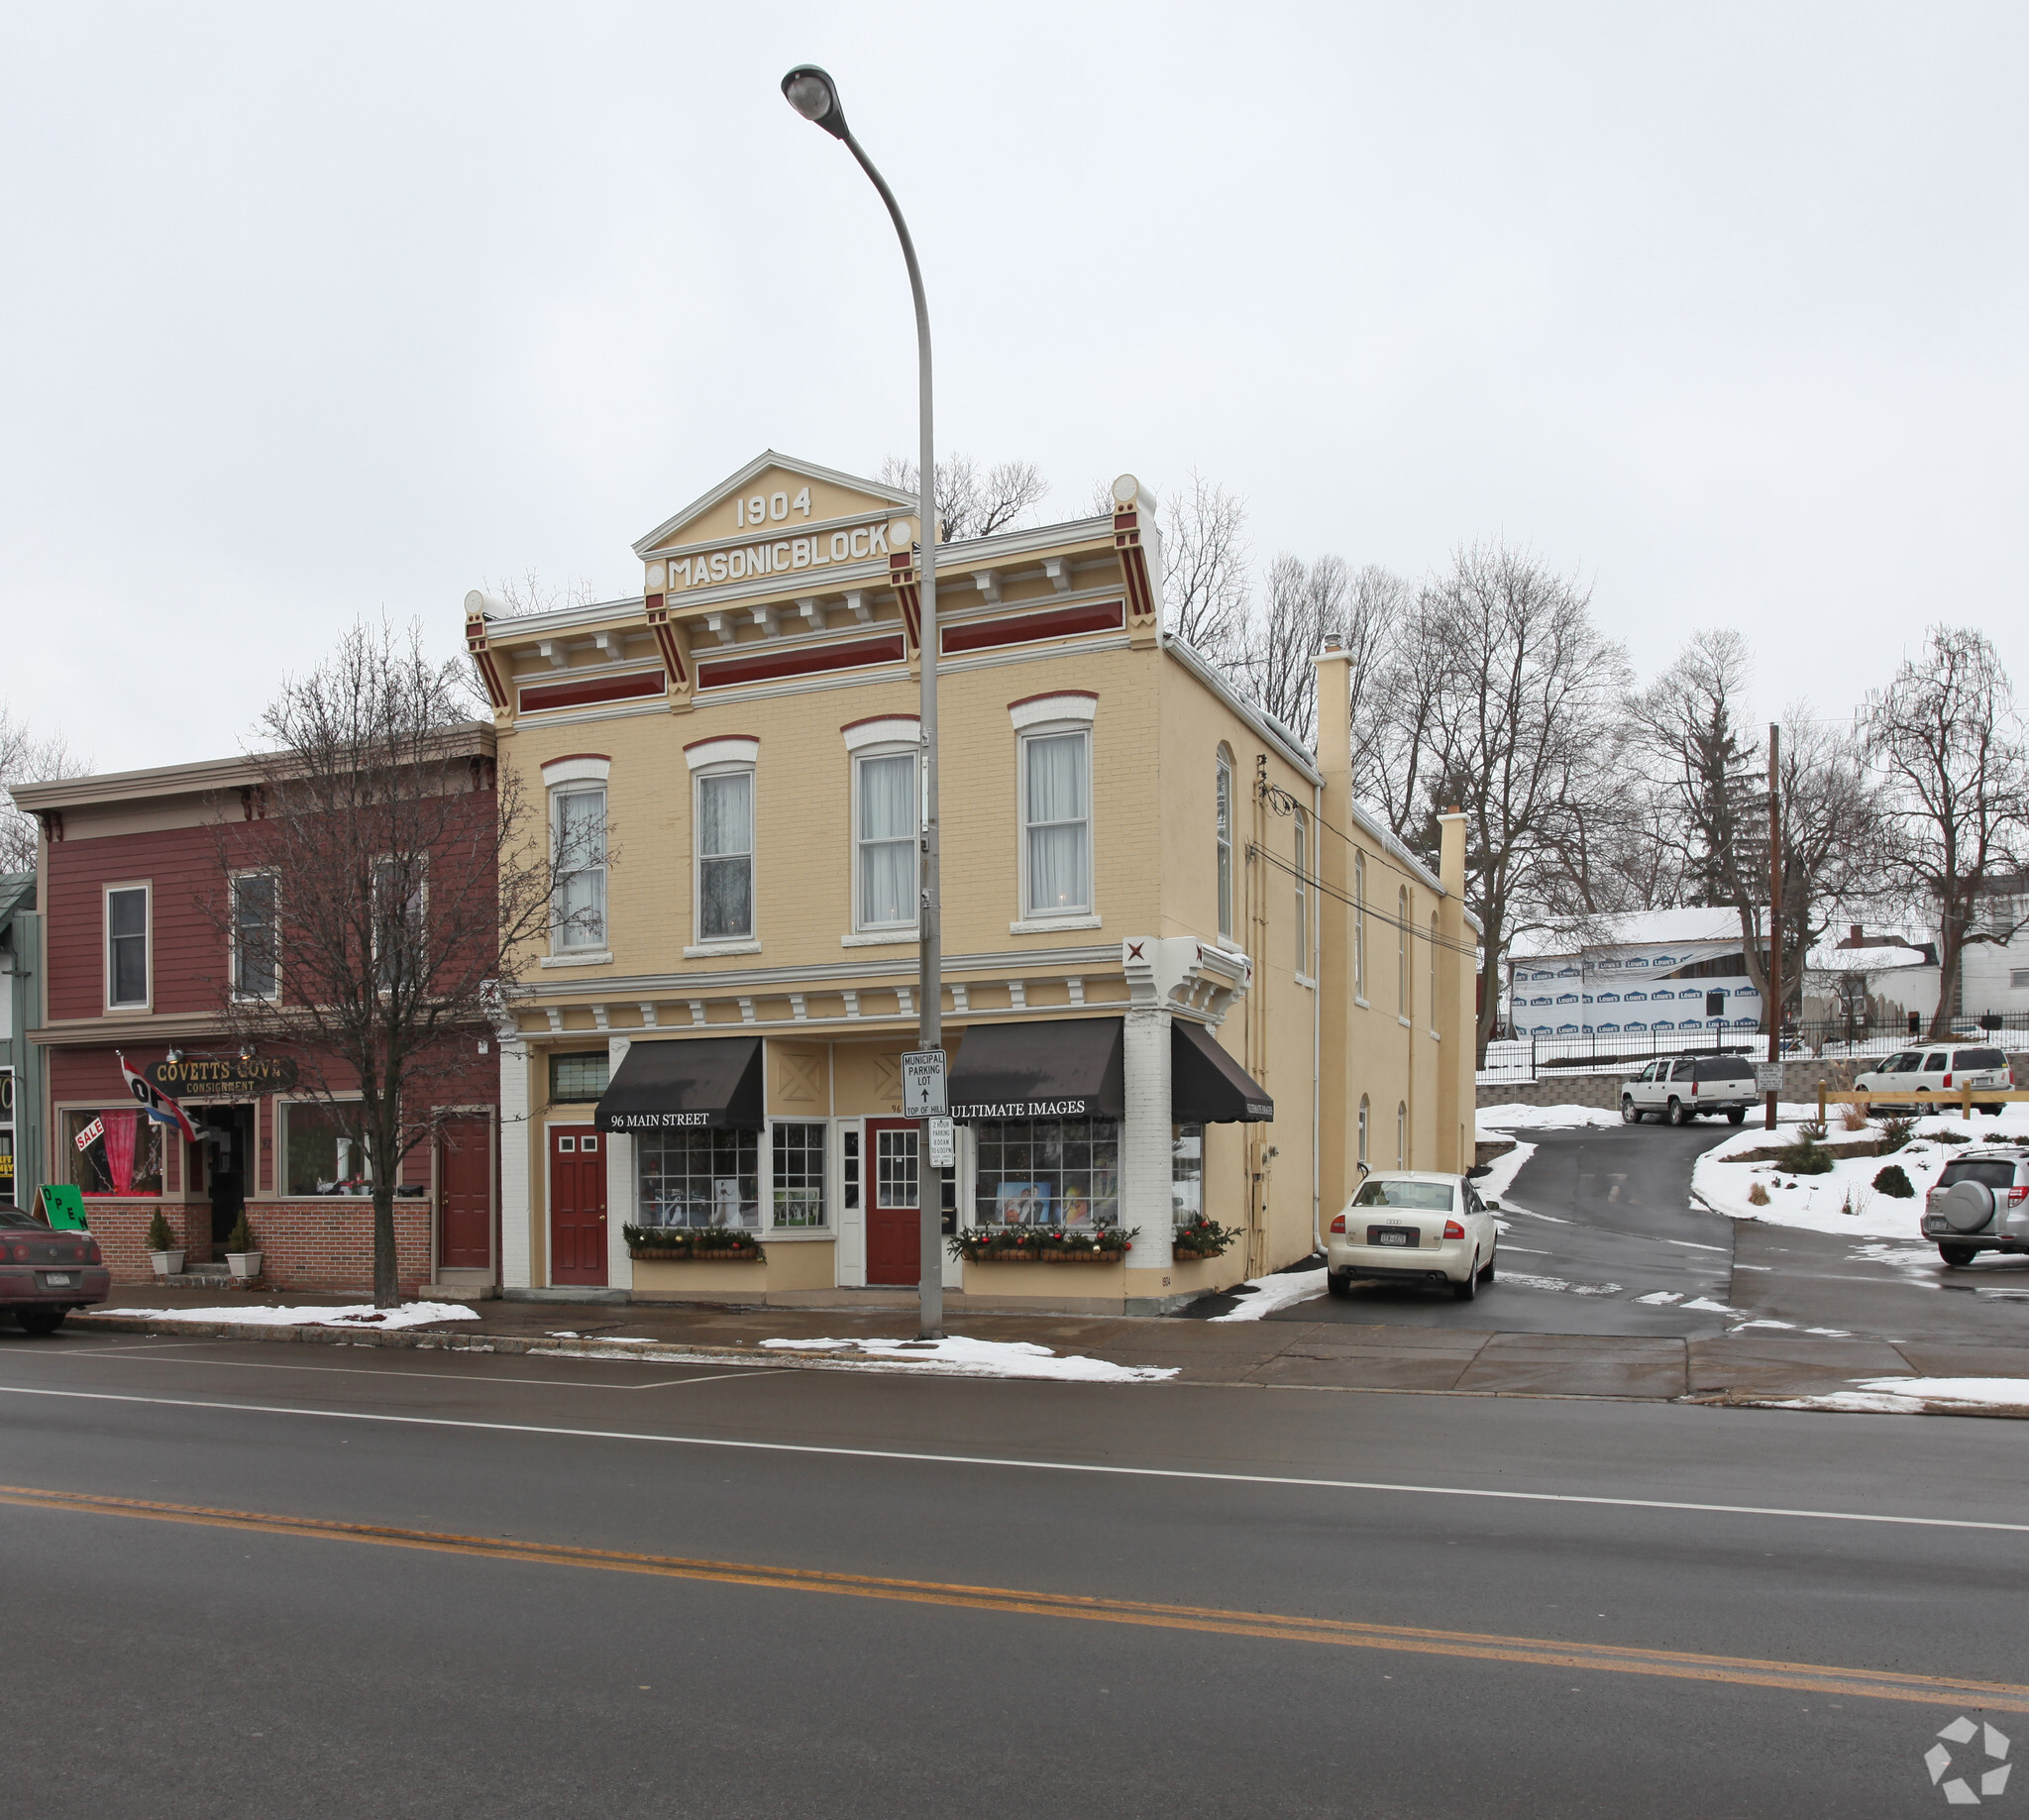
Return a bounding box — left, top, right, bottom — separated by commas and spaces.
60, 1282, 2029, 1413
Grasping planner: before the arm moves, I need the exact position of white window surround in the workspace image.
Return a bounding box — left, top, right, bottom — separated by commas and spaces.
1013, 715, 1097, 932
851, 742, 919, 936
540, 754, 612, 788
540, 950, 613, 968
685, 736, 760, 772
550, 782, 608, 956
1008, 692, 1097, 732
105, 881, 152, 1013
842, 715, 920, 753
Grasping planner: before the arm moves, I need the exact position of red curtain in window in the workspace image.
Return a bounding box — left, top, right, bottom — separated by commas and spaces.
103, 1110, 139, 1195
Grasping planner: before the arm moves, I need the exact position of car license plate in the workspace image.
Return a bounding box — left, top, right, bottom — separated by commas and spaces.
42, 1272, 73, 1287
1923, 1217, 1945, 1233
1367, 1227, 1418, 1247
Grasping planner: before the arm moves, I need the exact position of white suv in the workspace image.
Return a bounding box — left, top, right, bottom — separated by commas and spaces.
1622, 1054, 1759, 1125
1920, 1145, 2029, 1266
1326, 1171, 1499, 1302
1854, 1044, 2013, 1116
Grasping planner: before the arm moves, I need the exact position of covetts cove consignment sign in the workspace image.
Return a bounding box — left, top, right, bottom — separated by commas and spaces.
147, 1054, 298, 1096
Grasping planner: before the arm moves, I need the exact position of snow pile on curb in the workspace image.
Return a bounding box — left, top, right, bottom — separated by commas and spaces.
98, 1302, 481, 1330
759, 1335, 1176, 1382
1772, 1376, 2029, 1416
1208, 1266, 1329, 1322
1691, 1107, 2029, 1239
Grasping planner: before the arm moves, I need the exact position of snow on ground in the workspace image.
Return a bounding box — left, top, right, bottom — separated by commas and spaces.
100, 1301, 481, 1330
1771, 1377, 2029, 1416
1208, 1266, 1329, 1322
1692, 1106, 2029, 1239
1474, 1139, 1536, 1207
758, 1335, 1176, 1382
1476, 1103, 1624, 1131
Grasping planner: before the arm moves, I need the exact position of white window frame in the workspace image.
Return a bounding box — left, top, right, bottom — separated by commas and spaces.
229, 869, 280, 1004
279, 1095, 370, 1197
851, 744, 919, 936
1353, 852, 1367, 1005
1430, 911, 1440, 1037
550, 784, 608, 955
767, 1116, 831, 1233
371, 854, 428, 993
687, 741, 760, 956
1293, 808, 1313, 987
1014, 721, 1097, 931
1215, 746, 1234, 943
1397, 886, 1411, 1023
105, 881, 152, 1012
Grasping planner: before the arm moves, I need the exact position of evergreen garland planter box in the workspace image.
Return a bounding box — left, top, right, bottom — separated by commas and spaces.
949, 1227, 1138, 1265
623, 1227, 765, 1263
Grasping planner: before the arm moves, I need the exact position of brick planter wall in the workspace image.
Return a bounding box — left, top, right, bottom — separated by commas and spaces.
80, 1197, 433, 1296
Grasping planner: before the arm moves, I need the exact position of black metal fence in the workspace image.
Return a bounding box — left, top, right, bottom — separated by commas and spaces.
1477, 1015, 2029, 1084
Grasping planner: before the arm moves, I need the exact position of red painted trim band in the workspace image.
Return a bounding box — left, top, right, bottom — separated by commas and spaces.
943, 601, 1124, 657
518, 671, 666, 713
699, 637, 907, 691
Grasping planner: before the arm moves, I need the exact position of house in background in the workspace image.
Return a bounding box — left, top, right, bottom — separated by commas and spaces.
1506, 908, 1768, 1040
1801, 925, 1939, 1033
1951, 874, 2029, 1027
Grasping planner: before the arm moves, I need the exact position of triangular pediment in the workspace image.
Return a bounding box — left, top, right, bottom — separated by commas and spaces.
632, 451, 918, 557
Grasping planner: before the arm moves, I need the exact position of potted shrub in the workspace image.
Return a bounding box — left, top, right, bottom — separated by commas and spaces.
224, 1211, 263, 1283
147, 1210, 185, 1278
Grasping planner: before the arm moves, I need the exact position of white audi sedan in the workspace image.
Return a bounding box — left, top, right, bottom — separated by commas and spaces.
1325, 1170, 1500, 1302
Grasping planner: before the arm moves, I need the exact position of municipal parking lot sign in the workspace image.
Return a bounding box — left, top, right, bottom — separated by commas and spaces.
901, 1048, 948, 1118
1755, 1062, 1784, 1092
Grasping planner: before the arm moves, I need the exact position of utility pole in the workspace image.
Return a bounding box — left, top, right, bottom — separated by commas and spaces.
1764, 723, 1782, 1131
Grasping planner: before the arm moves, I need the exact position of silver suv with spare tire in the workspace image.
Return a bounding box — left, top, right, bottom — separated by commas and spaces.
1921, 1145, 2029, 1267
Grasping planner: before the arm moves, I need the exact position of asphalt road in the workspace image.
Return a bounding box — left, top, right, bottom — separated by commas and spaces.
6, 1330, 2026, 1817
1277, 1124, 1740, 1336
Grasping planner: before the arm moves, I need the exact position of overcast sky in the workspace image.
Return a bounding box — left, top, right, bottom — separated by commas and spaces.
4, 1, 2023, 777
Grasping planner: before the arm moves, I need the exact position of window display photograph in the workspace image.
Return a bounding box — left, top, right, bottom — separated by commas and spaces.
974, 1118, 1120, 1228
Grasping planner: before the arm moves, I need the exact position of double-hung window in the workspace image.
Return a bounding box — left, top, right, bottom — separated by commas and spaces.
1397, 886, 1411, 1019
552, 787, 607, 951
855, 750, 917, 932
373, 858, 426, 993
231, 872, 279, 1001
106, 885, 150, 1010
1293, 809, 1309, 980
1353, 852, 1367, 1001
1215, 748, 1233, 941
1023, 731, 1091, 917
696, 769, 755, 941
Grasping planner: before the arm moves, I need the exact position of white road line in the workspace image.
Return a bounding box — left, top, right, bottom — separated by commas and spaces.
1, 1382, 2023, 1536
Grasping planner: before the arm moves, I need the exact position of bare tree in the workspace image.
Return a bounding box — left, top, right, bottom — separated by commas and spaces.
488, 568, 603, 617
0, 705, 89, 873
204, 619, 587, 1306
1229, 553, 1349, 744
1150, 472, 1252, 671
1373, 545, 1632, 1056
877, 453, 1048, 542
1861, 625, 2028, 1036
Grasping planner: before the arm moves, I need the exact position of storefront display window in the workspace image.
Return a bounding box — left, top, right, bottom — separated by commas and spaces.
973, 1117, 1119, 1228
771, 1122, 826, 1228
285, 1102, 366, 1194
65, 1109, 163, 1195
637, 1127, 760, 1229
1171, 1123, 1204, 1228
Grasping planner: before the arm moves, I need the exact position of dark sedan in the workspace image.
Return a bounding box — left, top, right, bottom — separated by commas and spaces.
0, 1207, 111, 1334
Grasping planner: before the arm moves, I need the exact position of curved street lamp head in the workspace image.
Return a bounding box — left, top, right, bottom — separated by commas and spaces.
781, 65, 848, 140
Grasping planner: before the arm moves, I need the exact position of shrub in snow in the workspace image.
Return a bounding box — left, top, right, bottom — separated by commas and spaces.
1872, 1164, 1915, 1199
1748, 1181, 1771, 1207
1775, 1134, 1835, 1175
1839, 1104, 1869, 1133
1876, 1115, 1918, 1154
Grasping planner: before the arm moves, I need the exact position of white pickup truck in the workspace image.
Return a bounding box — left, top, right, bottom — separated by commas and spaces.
1621, 1054, 1759, 1124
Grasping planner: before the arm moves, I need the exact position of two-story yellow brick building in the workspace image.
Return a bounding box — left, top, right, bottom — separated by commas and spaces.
467, 453, 1476, 1313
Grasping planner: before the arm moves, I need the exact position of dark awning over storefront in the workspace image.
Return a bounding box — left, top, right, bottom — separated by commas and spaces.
948, 1018, 1124, 1122
594, 1035, 765, 1132
1172, 1018, 1274, 1124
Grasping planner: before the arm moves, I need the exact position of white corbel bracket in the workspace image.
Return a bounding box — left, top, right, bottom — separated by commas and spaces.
1122, 936, 1253, 1028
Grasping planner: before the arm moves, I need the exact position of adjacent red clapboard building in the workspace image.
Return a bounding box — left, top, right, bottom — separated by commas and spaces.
16, 743, 500, 1295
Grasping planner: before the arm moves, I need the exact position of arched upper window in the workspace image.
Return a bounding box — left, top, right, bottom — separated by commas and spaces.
1396, 1100, 1408, 1169
1293, 807, 1310, 980
1429, 912, 1438, 1029
1215, 746, 1234, 942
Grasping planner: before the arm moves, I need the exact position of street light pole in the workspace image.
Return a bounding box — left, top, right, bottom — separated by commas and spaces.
783, 66, 943, 1338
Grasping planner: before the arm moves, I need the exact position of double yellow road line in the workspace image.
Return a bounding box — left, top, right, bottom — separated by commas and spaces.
6, 1480, 2023, 1712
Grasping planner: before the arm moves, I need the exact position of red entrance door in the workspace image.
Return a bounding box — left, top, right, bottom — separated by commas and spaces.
549, 1125, 608, 1285
866, 1119, 920, 1286
437, 1116, 492, 1270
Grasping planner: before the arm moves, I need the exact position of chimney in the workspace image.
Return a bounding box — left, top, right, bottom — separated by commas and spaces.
1439, 803, 1465, 898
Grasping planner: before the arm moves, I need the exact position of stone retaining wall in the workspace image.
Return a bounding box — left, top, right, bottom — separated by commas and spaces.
1477, 1051, 2028, 1111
